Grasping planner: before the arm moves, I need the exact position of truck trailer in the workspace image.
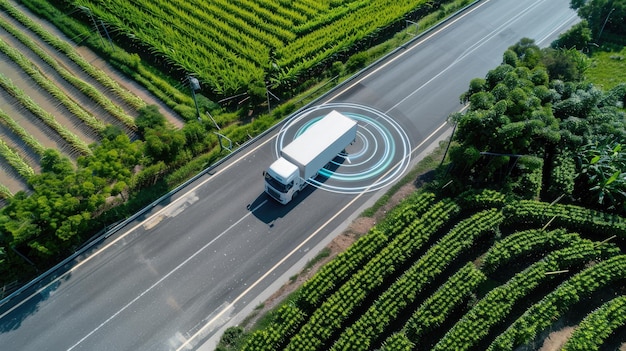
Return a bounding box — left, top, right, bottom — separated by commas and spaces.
264, 110, 358, 204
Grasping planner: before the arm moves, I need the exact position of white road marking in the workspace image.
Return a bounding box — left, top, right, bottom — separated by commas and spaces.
0, 136, 275, 320
66, 200, 267, 351
327, 0, 492, 103
177, 120, 451, 350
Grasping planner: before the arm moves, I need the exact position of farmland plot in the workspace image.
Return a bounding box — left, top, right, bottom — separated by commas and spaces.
0, 0, 169, 197
238, 191, 626, 351
72, 0, 437, 96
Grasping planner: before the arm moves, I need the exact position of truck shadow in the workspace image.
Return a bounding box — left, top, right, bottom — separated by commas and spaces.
248, 185, 315, 225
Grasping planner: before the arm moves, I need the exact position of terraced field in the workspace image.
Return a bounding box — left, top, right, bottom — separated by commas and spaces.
241, 190, 626, 351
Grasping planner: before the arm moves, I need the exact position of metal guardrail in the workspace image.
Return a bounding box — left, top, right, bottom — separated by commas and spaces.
0, 0, 482, 309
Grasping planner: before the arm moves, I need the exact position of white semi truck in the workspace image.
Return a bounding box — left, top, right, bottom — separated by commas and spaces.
264, 110, 358, 204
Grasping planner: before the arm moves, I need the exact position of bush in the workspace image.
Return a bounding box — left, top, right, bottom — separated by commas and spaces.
345, 52, 369, 72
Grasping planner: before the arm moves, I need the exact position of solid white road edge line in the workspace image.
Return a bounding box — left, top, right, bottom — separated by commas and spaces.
178, 120, 451, 350
66, 199, 268, 351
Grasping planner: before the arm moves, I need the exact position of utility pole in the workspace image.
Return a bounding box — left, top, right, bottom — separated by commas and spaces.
79, 6, 105, 47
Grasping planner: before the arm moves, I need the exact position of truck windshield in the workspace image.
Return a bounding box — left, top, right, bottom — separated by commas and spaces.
265, 172, 292, 193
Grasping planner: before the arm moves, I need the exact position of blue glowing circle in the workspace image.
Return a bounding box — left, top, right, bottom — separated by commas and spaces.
275, 103, 411, 194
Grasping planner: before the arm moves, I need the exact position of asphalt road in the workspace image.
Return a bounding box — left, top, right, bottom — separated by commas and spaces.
0, 0, 579, 350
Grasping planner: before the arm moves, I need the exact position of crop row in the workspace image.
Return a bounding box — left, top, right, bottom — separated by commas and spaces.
0, 0, 145, 111
242, 193, 437, 351
282, 199, 460, 351
503, 200, 626, 238
562, 295, 626, 351
380, 333, 413, 351
0, 14, 136, 130
74, 0, 266, 94
296, 192, 436, 310
431, 241, 620, 351
68, 0, 435, 96
481, 228, 582, 274
296, 193, 435, 310
296, 229, 388, 312
0, 37, 106, 133
0, 108, 45, 155
330, 209, 503, 351
458, 188, 508, 209
379, 263, 485, 351
292, 0, 370, 36
240, 303, 306, 351
403, 263, 486, 342
0, 137, 34, 179
377, 192, 437, 237
487, 254, 626, 350
276, 0, 431, 75
179, 0, 295, 44
0, 183, 11, 199
0, 73, 91, 155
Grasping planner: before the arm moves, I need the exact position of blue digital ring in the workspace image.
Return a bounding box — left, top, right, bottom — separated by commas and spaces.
275, 103, 412, 194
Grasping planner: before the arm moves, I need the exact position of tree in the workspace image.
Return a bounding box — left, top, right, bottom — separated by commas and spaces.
552, 21, 593, 50
541, 47, 589, 81
136, 105, 166, 135
144, 128, 187, 163
570, 0, 626, 40
40, 149, 73, 175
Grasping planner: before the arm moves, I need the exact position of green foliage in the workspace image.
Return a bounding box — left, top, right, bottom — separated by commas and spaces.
217, 326, 246, 351
380, 333, 413, 351
0, 138, 34, 179
0, 72, 91, 155
547, 151, 577, 199
433, 242, 618, 351
144, 128, 187, 163
585, 46, 626, 90
487, 254, 626, 351
562, 295, 626, 351
503, 199, 626, 238
552, 20, 592, 50
65, 0, 441, 98
511, 155, 543, 199
402, 263, 486, 342
571, 0, 626, 40
283, 199, 460, 351
345, 51, 369, 73
449, 36, 624, 214
541, 47, 589, 81
508, 38, 542, 68
480, 228, 582, 274
577, 138, 626, 211
0, 183, 12, 200
0, 0, 146, 113
136, 105, 166, 135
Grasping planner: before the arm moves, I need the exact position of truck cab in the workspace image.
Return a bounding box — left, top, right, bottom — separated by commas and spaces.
264, 158, 304, 204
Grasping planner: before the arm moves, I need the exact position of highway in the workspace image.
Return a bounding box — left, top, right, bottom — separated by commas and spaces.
0, 0, 579, 350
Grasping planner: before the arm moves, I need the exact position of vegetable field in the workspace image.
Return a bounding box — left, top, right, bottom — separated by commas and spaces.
71, 0, 438, 96
0, 0, 148, 197
240, 190, 626, 351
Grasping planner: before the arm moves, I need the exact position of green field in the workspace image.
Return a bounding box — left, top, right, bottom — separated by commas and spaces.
586, 46, 626, 90
71, 0, 440, 96
235, 190, 626, 351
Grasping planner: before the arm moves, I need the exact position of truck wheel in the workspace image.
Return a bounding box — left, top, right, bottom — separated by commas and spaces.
292, 191, 299, 200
